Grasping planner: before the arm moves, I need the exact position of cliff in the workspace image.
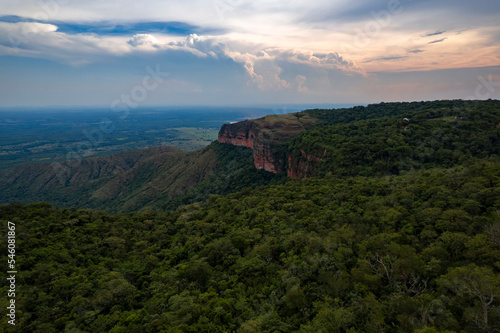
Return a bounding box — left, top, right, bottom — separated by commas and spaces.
218, 113, 319, 175
287, 148, 327, 178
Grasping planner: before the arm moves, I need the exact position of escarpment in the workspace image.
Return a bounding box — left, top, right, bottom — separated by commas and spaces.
218, 113, 319, 176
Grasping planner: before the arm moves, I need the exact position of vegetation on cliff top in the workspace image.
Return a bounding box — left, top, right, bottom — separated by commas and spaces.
289, 99, 500, 177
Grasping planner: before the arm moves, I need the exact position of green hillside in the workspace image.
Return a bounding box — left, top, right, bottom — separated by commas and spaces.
1, 159, 499, 332
0, 143, 284, 213
0, 146, 217, 212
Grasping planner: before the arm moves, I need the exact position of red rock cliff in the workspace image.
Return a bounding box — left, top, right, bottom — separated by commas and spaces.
218, 120, 286, 173
217, 121, 256, 149
218, 113, 319, 175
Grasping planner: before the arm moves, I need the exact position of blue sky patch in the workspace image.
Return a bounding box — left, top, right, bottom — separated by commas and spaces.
0, 15, 224, 36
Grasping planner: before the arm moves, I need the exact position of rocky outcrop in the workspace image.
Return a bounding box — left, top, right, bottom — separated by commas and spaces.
287, 149, 327, 178
218, 113, 319, 174
253, 141, 285, 173
218, 120, 286, 173
217, 121, 255, 149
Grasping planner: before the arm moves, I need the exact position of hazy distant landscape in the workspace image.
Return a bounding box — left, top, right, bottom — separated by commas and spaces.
0, 107, 285, 169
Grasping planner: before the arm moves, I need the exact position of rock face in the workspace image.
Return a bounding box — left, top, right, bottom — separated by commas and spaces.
217, 121, 255, 149
253, 141, 285, 173
218, 113, 319, 175
218, 120, 286, 173
287, 149, 326, 178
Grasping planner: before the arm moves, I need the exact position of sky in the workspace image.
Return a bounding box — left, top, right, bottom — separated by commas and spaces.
0, 0, 499, 107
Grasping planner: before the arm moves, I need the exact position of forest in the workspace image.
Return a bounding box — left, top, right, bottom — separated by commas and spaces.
0, 100, 499, 332
290, 100, 500, 178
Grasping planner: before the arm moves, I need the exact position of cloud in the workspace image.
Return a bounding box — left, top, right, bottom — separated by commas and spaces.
293, 75, 308, 92
428, 38, 447, 44
250, 60, 291, 90
133, 34, 367, 90
1, 2, 498, 75
422, 30, 446, 37
408, 49, 424, 54
297, 0, 500, 26
127, 34, 159, 49
310, 52, 365, 73
0, 21, 131, 64
0, 18, 365, 92
0, 21, 58, 37
171, 34, 230, 58
235, 49, 366, 90
364, 56, 407, 63
0, 0, 230, 27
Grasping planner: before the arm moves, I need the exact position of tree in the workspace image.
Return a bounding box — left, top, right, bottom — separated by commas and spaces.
438, 264, 500, 332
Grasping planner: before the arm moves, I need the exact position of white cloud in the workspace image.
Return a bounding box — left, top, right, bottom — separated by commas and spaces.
0, 21, 57, 49
294, 75, 308, 92
0, 18, 368, 91
127, 34, 159, 49
0, 21, 132, 62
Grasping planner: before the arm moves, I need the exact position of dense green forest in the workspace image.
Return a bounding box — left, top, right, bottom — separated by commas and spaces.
290, 100, 500, 177
1, 159, 499, 332
1, 100, 499, 332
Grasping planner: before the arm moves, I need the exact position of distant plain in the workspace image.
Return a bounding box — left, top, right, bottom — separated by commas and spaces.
0, 106, 292, 170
